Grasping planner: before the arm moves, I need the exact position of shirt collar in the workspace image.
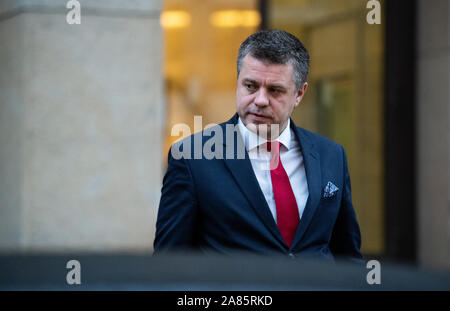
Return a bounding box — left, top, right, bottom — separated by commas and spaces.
238, 117, 292, 151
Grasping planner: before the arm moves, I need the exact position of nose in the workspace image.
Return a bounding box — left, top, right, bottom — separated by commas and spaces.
254, 88, 269, 107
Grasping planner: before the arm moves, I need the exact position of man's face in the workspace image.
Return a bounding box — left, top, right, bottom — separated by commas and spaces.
236, 54, 307, 139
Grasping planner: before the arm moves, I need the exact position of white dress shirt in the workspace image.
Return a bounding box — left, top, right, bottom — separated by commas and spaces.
238, 117, 309, 223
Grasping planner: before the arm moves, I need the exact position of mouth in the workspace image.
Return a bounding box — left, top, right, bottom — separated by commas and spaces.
248, 112, 271, 121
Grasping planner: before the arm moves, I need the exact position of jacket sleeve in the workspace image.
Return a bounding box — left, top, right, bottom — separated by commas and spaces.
329, 146, 364, 263
153, 147, 198, 253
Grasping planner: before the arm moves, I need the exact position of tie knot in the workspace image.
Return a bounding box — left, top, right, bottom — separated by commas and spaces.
266, 141, 280, 152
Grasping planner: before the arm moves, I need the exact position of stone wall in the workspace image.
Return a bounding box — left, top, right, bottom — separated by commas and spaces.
0, 0, 164, 252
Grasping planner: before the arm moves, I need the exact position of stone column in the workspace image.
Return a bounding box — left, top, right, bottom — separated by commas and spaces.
417, 0, 450, 269
0, 0, 164, 252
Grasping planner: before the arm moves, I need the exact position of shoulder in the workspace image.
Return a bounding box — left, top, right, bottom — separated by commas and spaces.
170, 123, 227, 148
294, 126, 349, 173
295, 126, 344, 152
169, 117, 236, 161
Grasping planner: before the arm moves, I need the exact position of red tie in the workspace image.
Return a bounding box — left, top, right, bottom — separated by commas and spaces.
267, 141, 300, 248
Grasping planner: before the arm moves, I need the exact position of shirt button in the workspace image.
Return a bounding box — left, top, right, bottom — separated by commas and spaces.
288, 253, 295, 259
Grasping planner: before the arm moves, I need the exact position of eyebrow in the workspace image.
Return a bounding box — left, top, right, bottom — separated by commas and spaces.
242, 78, 287, 90
242, 78, 258, 85
269, 84, 287, 90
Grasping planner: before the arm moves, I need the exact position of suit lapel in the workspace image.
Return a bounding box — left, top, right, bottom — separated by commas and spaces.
221, 114, 286, 247
219, 114, 323, 251
290, 122, 322, 250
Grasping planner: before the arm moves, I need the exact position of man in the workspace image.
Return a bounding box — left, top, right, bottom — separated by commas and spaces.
154, 30, 362, 262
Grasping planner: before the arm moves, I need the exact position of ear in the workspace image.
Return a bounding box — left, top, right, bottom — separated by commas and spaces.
294, 82, 308, 107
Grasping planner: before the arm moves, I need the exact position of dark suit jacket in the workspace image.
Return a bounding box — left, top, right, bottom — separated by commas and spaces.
154, 113, 363, 262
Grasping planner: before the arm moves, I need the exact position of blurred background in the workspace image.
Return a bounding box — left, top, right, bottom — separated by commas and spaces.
0, 0, 448, 272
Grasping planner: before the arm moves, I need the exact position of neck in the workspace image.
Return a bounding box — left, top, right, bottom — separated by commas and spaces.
258, 120, 288, 141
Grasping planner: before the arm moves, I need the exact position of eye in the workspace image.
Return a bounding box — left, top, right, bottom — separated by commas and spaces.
245, 83, 257, 92
269, 87, 283, 95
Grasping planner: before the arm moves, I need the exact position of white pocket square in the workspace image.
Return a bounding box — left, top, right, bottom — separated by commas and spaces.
323, 181, 339, 198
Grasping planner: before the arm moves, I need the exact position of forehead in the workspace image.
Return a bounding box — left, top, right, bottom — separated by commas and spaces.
239, 54, 294, 85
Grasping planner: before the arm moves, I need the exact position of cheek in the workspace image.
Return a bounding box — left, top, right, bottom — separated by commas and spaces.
271, 100, 286, 114
272, 99, 294, 119
236, 94, 253, 109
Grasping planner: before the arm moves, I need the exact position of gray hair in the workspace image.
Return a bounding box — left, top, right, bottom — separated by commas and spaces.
237, 30, 310, 91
